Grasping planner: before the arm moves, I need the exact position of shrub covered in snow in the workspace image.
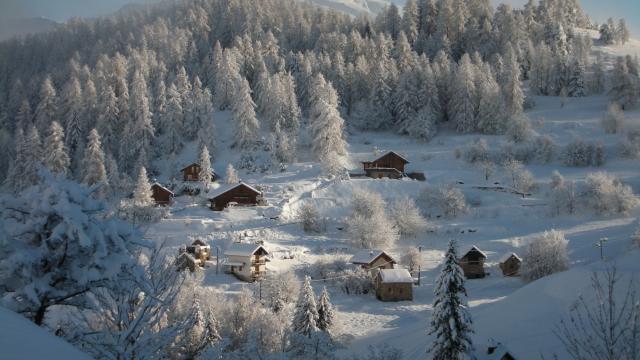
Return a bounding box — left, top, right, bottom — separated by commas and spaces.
346, 189, 399, 249
389, 196, 428, 238
334, 267, 374, 295
462, 138, 490, 164
306, 256, 350, 280
549, 171, 578, 216
601, 103, 625, 134
420, 184, 468, 218
563, 138, 605, 167
492, 136, 556, 165
297, 202, 324, 233
264, 271, 300, 313
506, 114, 533, 143
619, 128, 640, 158
504, 160, 537, 194
521, 230, 569, 282
402, 246, 423, 273
583, 172, 639, 214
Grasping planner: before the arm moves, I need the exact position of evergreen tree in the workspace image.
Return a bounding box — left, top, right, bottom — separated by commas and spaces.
198, 145, 213, 191
216, 49, 241, 110
61, 77, 84, 171
163, 83, 184, 155
450, 54, 477, 133
225, 163, 239, 184
317, 286, 335, 333
428, 239, 474, 360
610, 56, 638, 110
503, 47, 525, 116
122, 70, 155, 175
308, 74, 348, 174
132, 166, 154, 207
567, 59, 586, 97
368, 61, 394, 129
477, 70, 507, 134
96, 84, 119, 156
43, 121, 70, 177
15, 100, 32, 133
292, 275, 319, 338
82, 129, 108, 196
231, 77, 259, 150
22, 125, 43, 189
34, 76, 58, 133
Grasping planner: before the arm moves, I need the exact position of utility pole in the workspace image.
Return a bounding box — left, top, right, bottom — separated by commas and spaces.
596, 237, 608, 261
216, 246, 220, 274
418, 246, 422, 286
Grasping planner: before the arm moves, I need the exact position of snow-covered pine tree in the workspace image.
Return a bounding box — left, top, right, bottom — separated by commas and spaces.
567, 58, 586, 97
133, 166, 154, 207
82, 129, 108, 196
503, 46, 525, 116
231, 77, 259, 150
317, 286, 335, 334
368, 61, 394, 130
21, 125, 43, 189
43, 121, 70, 177
477, 69, 507, 134
428, 239, 474, 360
61, 77, 84, 172
34, 76, 58, 133
293, 275, 319, 337
163, 83, 184, 155
589, 57, 606, 95
198, 145, 213, 191
610, 56, 639, 110
0, 172, 147, 325
308, 74, 348, 174
4, 128, 26, 193
215, 48, 241, 110
450, 54, 477, 133
15, 100, 32, 133
96, 84, 119, 156
122, 70, 154, 175
225, 163, 239, 184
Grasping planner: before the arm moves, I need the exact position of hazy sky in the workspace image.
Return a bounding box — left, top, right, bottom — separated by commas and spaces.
0, 0, 638, 35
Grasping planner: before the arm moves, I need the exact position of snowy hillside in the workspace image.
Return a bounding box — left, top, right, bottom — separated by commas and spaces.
304, 0, 394, 15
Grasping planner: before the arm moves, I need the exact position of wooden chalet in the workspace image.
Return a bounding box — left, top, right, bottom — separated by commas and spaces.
362, 151, 409, 179
181, 163, 217, 182
350, 250, 396, 271
222, 243, 269, 282
186, 239, 211, 263
208, 182, 264, 211
151, 183, 174, 206
498, 253, 522, 277
375, 268, 414, 301
459, 246, 488, 279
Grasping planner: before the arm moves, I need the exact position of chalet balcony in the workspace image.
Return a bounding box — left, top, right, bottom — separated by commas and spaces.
252, 258, 266, 265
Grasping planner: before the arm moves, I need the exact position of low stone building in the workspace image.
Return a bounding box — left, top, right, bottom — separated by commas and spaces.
459, 246, 488, 279
498, 253, 522, 277
374, 268, 414, 301
222, 243, 269, 282
350, 250, 397, 271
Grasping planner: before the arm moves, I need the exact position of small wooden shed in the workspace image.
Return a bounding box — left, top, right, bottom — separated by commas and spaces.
151, 183, 174, 206
481, 339, 517, 360
362, 151, 409, 175
375, 268, 413, 301
350, 250, 397, 271
459, 246, 488, 279
181, 163, 217, 182
498, 253, 522, 277
208, 182, 263, 211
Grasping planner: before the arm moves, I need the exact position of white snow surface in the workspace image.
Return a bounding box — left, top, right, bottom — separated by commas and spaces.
0, 306, 91, 360
139, 31, 640, 359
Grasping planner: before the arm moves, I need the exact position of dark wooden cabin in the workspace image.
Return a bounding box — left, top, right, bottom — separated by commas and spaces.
350, 250, 397, 270
375, 269, 413, 301
362, 151, 409, 174
459, 246, 488, 279
151, 183, 174, 206
181, 163, 217, 182
208, 183, 263, 211
499, 253, 522, 277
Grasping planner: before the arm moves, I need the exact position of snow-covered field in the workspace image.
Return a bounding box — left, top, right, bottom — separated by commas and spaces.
137, 31, 640, 359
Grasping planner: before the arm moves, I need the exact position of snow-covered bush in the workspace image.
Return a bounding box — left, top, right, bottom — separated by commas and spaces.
564, 138, 605, 167
402, 246, 423, 273
389, 196, 428, 238
346, 189, 399, 249
549, 170, 578, 216
306, 256, 350, 280
264, 271, 300, 313
504, 160, 536, 194
521, 230, 569, 282
420, 184, 468, 218
462, 138, 489, 164
0, 171, 148, 326
297, 202, 324, 233
601, 103, 625, 134
506, 114, 533, 143
335, 267, 374, 295
225, 163, 239, 183
619, 128, 640, 158
493, 136, 556, 165
583, 172, 639, 214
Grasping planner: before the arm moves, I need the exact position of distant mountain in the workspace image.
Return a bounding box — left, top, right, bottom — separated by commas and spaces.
0, 17, 58, 42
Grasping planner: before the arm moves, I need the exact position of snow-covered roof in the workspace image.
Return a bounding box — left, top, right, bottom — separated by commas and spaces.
222, 260, 244, 266
209, 182, 261, 199
350, 250, 395, 265
0, 306, 91, 360
225, 243, 268, 257
499, 252, 522, 263
463, 245, 488, 258
478, 339, 516, 360
180, 162, 217, 174
152, 182, 174, 195
378, 268, 414, 283
365, 151, 410, 164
